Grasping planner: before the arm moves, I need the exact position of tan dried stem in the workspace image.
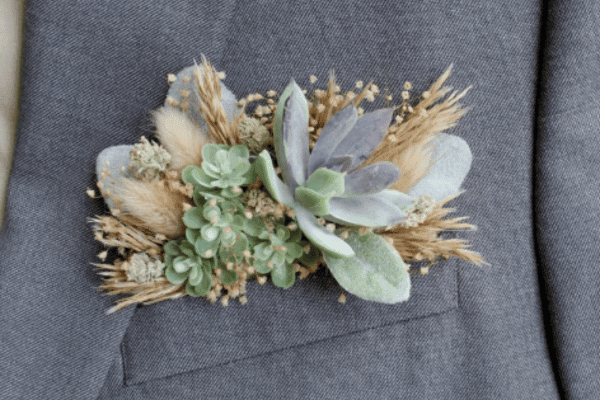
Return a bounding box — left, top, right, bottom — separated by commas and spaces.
194, 56, 239, 145
90, 216, 165, 255
97, 263, 185, 314
381, 193, 484, 266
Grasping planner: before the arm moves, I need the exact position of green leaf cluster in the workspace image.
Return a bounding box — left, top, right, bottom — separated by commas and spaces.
163, 143, 318, 294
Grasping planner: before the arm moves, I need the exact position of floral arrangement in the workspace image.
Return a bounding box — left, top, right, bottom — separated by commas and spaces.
89, 57, 483, 313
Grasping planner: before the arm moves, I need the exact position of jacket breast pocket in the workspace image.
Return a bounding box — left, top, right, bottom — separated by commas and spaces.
120, 260, 459, 386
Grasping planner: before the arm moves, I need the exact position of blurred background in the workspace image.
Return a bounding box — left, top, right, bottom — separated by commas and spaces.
0, 1, 24, 230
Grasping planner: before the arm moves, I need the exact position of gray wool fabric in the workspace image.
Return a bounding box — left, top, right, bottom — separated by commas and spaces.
1, 1, 599, 399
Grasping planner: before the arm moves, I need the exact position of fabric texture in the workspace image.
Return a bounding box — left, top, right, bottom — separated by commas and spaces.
0, 1, 598, 399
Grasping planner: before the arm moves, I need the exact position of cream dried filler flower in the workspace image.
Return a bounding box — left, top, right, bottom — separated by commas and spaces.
92, 58, 480, 311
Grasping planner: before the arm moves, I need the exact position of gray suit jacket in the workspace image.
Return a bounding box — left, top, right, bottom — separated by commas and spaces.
1, 1, 599, 398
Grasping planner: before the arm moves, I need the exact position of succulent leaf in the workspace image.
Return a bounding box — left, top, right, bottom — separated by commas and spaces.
186, 269, 212, 297
165, 265, 188, 285
186, 228, 200, 244
376, 189, 416, 210
183, 143, 254, 198
327, 193, 406, 227
271, 263, 296, 289
218, 267, 239, 285
295, 167, 345, 216
303, 168, 345, 197
294, 206, 354, 258
323, 108, 395, 171
253, 151, 294, 205
299, 245, 321, 267
323, 230, 410, 303
308, 105, 358, 174
182, 207, 205, 229
408, 133, 473, 201
295, 186, 332, 216
164, 238, 212, 295
273, 80, 310, 188
323, 155, 355, 173
343, 162, 400, 196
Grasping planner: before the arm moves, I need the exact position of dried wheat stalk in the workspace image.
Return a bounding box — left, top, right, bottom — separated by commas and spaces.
382, 193, 484, 266
194, 56, 240, 145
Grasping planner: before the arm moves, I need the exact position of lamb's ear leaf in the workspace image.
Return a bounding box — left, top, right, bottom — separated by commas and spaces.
323, 230, 410, 304
273, 80, 310, 188
408, 133, 472, 201
253, 151, 294, 206
294, 206, 355, 258
166, 65, 240, 128
96, 145, 134, 210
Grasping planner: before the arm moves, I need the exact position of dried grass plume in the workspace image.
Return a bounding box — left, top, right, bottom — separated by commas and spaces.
152, 106, 209, 173
112, 174, 192, 239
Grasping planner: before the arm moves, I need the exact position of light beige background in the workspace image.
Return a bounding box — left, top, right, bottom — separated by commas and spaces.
0, 1, 24, 230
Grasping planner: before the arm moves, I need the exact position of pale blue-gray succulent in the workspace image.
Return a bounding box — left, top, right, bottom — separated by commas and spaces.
254, 79, 473, 304
254, 80, 416, 258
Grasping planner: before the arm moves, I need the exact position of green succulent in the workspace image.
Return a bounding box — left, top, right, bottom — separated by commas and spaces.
244, 217, 307, 288
181, 198, 249, 286
182, 144, 256, 198
164, 142, 315, 292
163, 238, 213, 297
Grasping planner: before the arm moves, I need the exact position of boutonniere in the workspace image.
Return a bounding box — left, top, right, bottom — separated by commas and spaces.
89, 56, 483, 313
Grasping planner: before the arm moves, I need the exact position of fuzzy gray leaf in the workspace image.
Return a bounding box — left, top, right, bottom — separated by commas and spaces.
96, 145, 134, 210
343, 162, 400, 196
308, 105, 358, 174
323, 230, 410, 304
408, 133, 473, 201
